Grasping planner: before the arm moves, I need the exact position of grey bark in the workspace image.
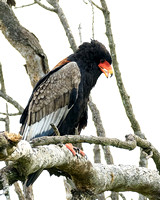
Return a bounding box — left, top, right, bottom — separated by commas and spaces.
0, 1, 49, 87
0, 133, 160, 199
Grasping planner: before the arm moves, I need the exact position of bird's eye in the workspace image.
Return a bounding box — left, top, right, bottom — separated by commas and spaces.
100, 59, 105, 63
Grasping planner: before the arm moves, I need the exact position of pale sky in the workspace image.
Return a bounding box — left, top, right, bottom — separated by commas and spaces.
0, 0, 160, 199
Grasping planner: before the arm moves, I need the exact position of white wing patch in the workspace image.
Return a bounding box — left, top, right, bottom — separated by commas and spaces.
23, 105, 68, 141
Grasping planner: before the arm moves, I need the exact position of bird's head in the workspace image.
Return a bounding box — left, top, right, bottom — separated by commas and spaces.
71, 40, 113, 78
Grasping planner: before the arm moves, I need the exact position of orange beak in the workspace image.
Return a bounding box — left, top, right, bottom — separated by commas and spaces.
98, 60, 113, 78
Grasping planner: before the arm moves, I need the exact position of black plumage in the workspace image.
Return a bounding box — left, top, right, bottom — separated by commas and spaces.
20, 40, 112, 186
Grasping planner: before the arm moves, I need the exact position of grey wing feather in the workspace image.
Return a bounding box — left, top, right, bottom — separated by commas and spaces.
22, 62, 81, 141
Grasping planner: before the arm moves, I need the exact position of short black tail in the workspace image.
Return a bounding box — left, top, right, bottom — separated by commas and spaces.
25, 169, 43, 187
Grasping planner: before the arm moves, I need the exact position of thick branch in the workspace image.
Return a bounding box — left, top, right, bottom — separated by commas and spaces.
0, 1, 49, 87
31, 134, 160, 173
0, 134, 160, 199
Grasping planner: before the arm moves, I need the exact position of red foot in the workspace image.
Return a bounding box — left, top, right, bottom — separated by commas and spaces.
65, 143, 76, 156
65, 143, 85, 157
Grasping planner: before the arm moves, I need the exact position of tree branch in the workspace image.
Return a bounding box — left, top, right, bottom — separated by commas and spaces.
99, 6, 148, 199
31, 133, 160, 173
99, 0, 141, 134
88, 97, 114, 165
0, 1, 49, 87
0, 132, 160, 199
0, 90, 24, 114
31, 134, 137, 150
0, 62, 6, 93
34, 0, 56, 12
46, 0, 77, 52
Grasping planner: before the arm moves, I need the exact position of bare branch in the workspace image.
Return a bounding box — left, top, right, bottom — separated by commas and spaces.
0, 1, 49, 87
88, 0, 95, 39
0, 63, 6, 93
34, 0, 56, 12
1, 171, 11, 200
0, 112, 21, 116
5, 104, 10, 132
99, 0, 141, 134
78, 24, 82, 44
46, 0, 77, 52
15, 2, 36, 9
13, 182, 25, 200
0, 133, 160, 199
89, 0, 104, 11
119, 193, 127, 200
31, 133, 160, 173
88, 97, 114, 164
99, 5, 148, 196
31, 134, 137, 150
0, 90, 24, 114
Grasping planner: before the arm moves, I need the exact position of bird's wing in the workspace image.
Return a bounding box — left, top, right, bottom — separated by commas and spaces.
20, 62, 81, 141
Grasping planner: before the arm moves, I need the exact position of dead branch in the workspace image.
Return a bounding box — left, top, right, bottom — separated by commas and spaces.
99, 5, 148, 199
31, 133, 160, 173
0, 132, 160, 199
0, 90, 24, 114
34, 0, 56, 12
46, 0, 77, 52
0, 63, 6, 93
31, 134, 137, 150
0, 1, 49, 87
88, 96, 114, 164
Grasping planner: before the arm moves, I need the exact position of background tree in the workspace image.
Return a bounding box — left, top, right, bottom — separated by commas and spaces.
0, 0, 160, 199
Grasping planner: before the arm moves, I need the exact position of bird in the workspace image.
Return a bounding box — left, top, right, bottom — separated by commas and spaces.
20, 40, 113, 186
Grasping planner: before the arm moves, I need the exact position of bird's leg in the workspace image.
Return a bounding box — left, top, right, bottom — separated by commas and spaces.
65, 143, 86, 157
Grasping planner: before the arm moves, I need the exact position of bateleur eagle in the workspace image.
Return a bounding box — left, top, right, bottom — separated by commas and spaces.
20, 40, 113, 186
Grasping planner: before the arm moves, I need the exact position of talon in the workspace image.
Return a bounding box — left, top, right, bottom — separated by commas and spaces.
65, 143, 86, 157
65, 143, 76, 156
79, 149, 86, 157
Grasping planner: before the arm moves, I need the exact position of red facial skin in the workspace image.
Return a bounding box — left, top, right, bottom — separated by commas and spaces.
98, 60, 113, 78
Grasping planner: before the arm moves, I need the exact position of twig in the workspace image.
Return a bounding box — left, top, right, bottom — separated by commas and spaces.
0, 112, 21, 116
15, 2, 36, 9
50, 123, 60, 136
88, 0, 104, 11
89, 0, 95, 39
0, 118, 6, 122
5, 104, 10, 133
0, 63, 6, 93
119, 193, 127, 200
78, 24, 82, 44
34, 0, 56, 12
0, 90, 24, 114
